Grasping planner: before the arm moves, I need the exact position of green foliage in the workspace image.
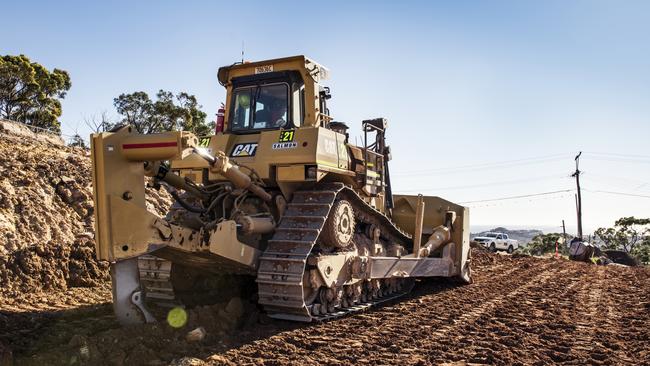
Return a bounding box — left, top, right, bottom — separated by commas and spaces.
0, 54, 71, 133
518, 233, 572, 256
633, 239, 650, 264
68, 134, 87, 149
594, 216, 650, 255
113, 90, 212, 135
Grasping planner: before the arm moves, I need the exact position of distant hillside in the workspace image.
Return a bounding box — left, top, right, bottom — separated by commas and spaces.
471, 227, 543, 245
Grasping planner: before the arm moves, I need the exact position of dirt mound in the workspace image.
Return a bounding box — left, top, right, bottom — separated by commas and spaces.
0, 130, 171, 295
604, 249, 640, 266
0, 119, 64, 146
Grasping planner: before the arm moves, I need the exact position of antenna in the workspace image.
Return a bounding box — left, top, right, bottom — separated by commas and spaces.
241, 41, 244, 63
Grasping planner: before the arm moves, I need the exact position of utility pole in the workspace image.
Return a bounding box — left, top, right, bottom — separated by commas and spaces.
562, 219, 567, 243
571, 152, 583, 240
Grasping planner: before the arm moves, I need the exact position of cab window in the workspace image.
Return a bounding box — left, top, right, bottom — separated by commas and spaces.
230, 83, 289, 131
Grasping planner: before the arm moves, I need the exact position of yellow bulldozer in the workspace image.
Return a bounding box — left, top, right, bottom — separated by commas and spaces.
91, 55, 471, 324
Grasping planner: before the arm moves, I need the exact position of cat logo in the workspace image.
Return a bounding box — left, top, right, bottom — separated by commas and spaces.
231, 143, 258, 157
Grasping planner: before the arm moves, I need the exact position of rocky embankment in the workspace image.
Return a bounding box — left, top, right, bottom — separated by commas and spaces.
0, 120, 171, 295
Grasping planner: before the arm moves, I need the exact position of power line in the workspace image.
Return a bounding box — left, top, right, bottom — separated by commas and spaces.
467, 192, 573, 208
581, 176, 650, 194
583, 189, 650, 199
394, 154, 568, 175
583, 173, 650, 187
455, 187, 650, 208
396, 173, 568, 193
583, 151, 650, 159
582, 156, 650, 164
457, 189, 574, 204
392, 153, 570, 176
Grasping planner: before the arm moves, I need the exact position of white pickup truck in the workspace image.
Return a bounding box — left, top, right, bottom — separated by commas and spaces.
473, 232, 519, 253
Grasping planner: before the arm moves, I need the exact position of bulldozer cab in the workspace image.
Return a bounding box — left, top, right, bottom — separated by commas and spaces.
218, 55, 331, 133
166, 56, 355, 199
171, 56, 397, 214
180, 56, 392, 209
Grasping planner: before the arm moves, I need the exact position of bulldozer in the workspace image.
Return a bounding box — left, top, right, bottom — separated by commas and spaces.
91, 55, 471, 325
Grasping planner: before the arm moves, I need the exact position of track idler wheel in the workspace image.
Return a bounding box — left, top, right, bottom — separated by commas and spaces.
321, 199, 355, 249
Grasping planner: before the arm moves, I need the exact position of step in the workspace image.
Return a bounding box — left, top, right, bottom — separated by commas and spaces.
259, 255, 306, 263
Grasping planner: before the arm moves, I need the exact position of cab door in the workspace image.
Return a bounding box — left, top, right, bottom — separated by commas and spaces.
496, 234, 506, 249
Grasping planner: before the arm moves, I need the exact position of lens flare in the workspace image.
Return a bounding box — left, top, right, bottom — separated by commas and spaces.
167, 307, 188, 328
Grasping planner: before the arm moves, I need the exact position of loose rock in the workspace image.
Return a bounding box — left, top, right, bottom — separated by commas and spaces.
186, 327, 207, 343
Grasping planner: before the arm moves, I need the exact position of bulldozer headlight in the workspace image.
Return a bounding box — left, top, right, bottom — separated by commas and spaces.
306, 166, 317, 180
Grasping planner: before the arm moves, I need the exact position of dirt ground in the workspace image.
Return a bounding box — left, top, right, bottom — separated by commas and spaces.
0, 125, 649, 365
0, 251, 648, 366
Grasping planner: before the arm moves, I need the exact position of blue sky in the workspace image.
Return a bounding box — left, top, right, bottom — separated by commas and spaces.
2, 0, 649, 233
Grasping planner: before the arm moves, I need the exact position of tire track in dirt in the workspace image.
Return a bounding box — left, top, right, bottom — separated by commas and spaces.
424, 261, 650, 366
354, 261, 557, 363
216, 257, 650, 366
427, 261, 560, 342
4, 251, 649, 366
568, 267, 605, 363
587, 266, 650, 364
217, 256, 557, 365
423, 261, 582, 365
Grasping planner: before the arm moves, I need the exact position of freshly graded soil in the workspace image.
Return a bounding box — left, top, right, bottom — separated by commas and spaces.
1, 251, 647, 366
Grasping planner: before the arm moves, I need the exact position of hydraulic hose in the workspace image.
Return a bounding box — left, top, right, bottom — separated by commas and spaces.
169, 190, 206, 214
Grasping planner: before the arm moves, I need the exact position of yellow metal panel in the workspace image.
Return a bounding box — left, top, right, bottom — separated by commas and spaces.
198, 127, 321, 181
335, 132, 350, 169
316, 128, 341, 169
90, 135, 108, 260
91, 128, 196, 261
109, 196, 161, 259
277, 165, 305, 182
208, 221, 261, 269
179, 169, 203, 184
392, 194, 470, 278
91, 129, 147, 261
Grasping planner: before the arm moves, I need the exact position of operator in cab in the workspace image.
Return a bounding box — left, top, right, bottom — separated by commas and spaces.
255, 97, 287, 128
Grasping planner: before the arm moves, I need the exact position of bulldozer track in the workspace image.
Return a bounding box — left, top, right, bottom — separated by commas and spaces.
135, 183, 414, 321
257, 183, 412, 321
309, 282, 415, 322
137, 255, 179, 311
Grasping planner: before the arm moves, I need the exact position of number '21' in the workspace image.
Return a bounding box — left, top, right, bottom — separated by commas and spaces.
279, 130, 295, 142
